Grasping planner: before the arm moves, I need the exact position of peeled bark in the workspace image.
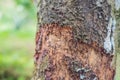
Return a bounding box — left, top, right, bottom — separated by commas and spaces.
32, 0, 116, 80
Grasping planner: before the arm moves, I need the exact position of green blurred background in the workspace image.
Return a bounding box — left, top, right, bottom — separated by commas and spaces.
0, 0, 120, 80
0, 0, 36, 80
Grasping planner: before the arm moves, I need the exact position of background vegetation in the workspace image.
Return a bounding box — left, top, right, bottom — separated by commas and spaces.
0, 0, 36, 80
0, 0, 119, 80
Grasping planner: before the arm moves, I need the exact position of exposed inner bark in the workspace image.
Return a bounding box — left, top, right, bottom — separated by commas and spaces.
32, 24, 115, 80
37, 0, 115, 54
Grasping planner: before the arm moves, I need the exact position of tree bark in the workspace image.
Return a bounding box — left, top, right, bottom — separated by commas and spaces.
32, 0, 116, 80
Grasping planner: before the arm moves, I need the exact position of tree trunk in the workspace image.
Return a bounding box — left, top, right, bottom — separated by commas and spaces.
32, 0, 116, 80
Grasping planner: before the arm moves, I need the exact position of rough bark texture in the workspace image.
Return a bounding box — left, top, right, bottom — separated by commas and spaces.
37, 0, 115, 54
32, 24, 115, 80
32, 0, 116, 80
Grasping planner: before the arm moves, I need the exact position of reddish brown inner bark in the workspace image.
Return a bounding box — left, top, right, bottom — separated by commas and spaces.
34, 24, 115, 80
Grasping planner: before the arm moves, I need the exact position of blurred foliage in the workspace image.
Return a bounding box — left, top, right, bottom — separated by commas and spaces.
0, 29, 35, 80
0, 0, 36, 80
0, 0, 36, 30
14, 0, 35, 18
115, 9, 120, 48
